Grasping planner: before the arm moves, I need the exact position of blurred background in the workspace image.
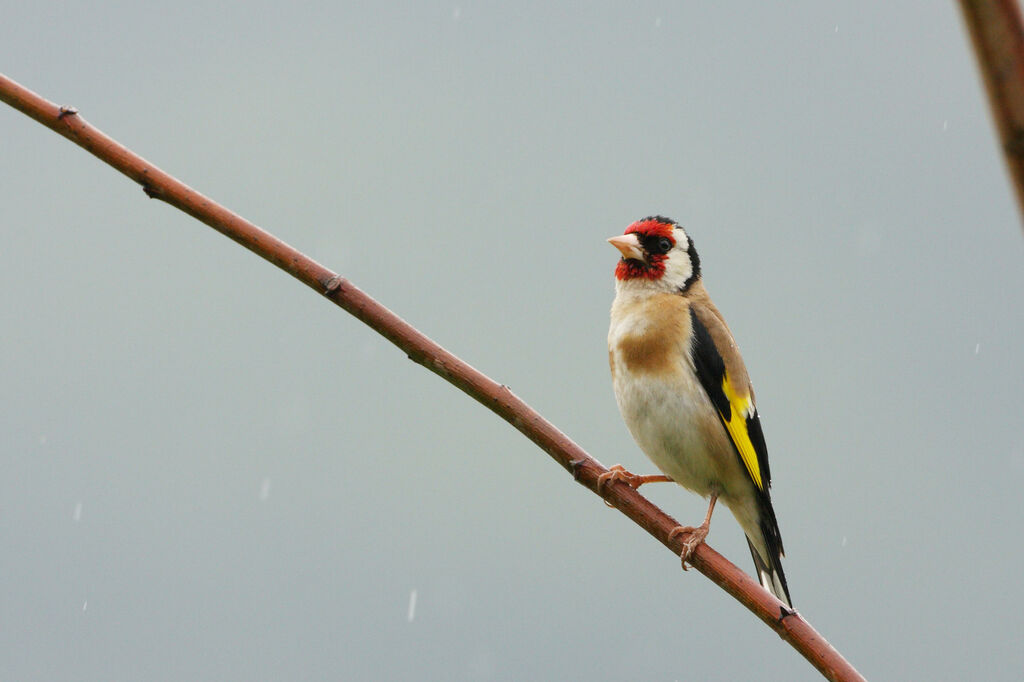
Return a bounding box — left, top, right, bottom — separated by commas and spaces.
2, 3, 1023, 680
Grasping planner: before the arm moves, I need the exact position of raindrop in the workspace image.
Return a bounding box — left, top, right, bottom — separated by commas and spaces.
407, 589, 418, 622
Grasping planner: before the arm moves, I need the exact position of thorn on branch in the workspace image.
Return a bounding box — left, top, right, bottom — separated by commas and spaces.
57, 105, 78, 119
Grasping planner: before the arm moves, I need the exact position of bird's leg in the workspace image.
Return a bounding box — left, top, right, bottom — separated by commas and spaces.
668, 493, 718, 570
597, 464, 673, 492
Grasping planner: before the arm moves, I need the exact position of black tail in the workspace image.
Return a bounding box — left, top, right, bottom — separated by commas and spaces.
746, 507, 792, 607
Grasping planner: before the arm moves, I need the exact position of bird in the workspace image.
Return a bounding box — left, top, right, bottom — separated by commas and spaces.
603, 215, 792, 607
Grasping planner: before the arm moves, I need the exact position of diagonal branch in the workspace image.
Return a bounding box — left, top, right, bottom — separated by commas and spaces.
0, 72, 866, 682
959, 0, 1024, 230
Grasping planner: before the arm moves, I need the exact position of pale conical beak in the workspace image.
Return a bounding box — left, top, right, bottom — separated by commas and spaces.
607, 233, 645, 262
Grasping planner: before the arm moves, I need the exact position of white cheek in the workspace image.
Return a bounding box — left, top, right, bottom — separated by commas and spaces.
663, 252, 693, 288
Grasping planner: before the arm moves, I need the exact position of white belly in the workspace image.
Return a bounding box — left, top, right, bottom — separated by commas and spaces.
612, 367, 725, 497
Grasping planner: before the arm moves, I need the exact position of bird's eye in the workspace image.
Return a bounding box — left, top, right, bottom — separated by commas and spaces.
647, 235, 671, 253
639, 233, 674, 255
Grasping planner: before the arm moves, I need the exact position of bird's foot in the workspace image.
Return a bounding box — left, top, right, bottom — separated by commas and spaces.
596, 465, 673, 508
668, 523, 710, 570
597, 464, 672, 492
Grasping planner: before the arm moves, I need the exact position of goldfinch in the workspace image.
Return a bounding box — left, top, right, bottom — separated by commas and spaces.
604, 215, 792, 607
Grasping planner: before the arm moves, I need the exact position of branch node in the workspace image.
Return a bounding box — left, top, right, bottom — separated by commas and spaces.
324, 275, 344, 295
57, 105, 78, 119
568, 457, 587, 481
778, 604, 798, 623
142, 184, 157, 199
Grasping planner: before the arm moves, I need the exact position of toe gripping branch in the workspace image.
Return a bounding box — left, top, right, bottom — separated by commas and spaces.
593, 464, 674, 508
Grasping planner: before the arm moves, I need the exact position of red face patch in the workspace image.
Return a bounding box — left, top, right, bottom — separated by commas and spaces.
614, 218, 676, 281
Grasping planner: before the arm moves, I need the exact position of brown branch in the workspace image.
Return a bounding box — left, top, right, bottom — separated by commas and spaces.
0, 72, 866, 682
959, 0, 1024, 230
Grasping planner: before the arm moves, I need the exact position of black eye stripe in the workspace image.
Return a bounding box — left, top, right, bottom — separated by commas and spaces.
641, 234, 674, 255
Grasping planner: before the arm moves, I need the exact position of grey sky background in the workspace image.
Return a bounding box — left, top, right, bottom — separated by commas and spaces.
3, 3, 1023, 680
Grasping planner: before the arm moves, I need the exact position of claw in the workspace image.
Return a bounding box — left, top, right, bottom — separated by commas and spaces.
667, 493, 718, 570
596, 464, 631, 492
596, 465, 634, 508
669, 524, 710, 570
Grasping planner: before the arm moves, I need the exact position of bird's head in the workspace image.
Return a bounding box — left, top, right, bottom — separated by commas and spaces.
608, 216, 701, 293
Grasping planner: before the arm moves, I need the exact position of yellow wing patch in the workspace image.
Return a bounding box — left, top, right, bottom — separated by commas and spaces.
721, 377, 764, 491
